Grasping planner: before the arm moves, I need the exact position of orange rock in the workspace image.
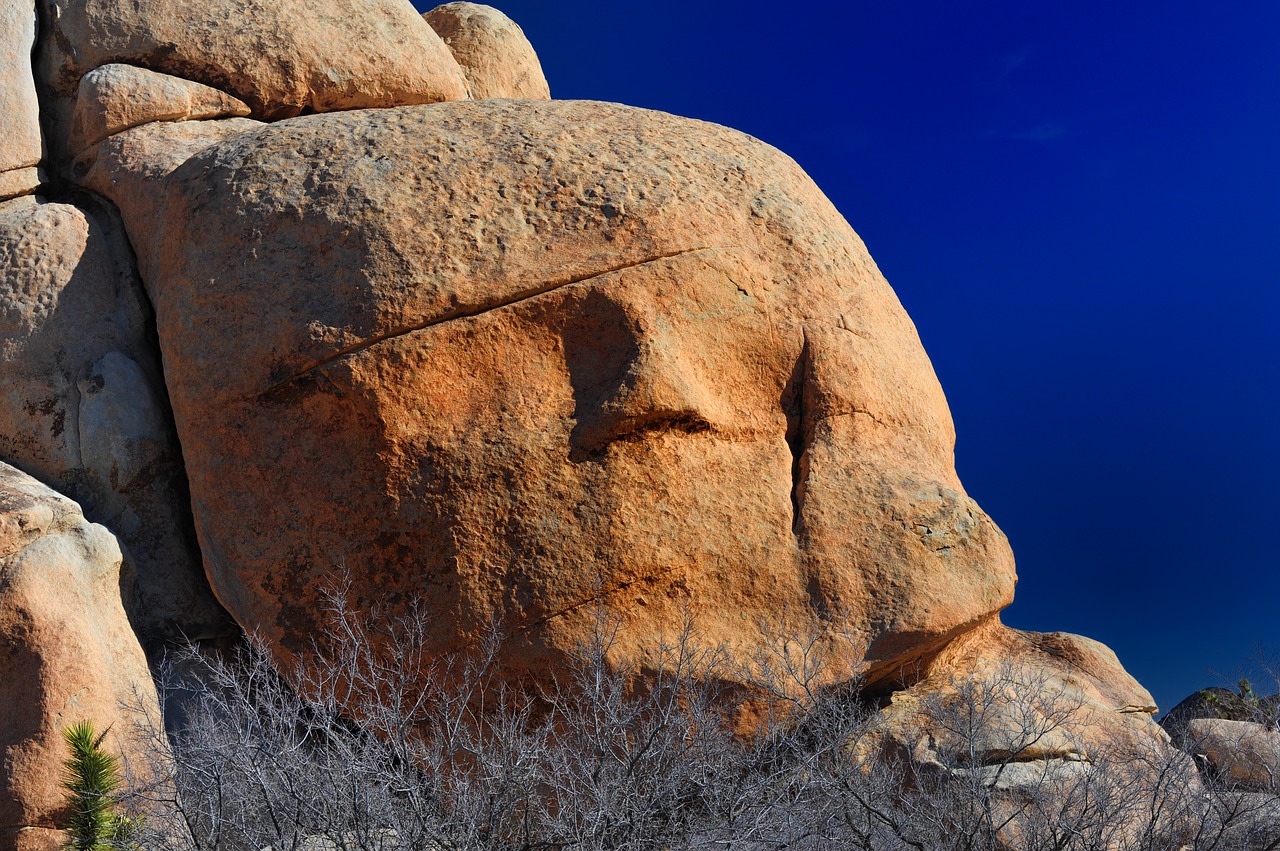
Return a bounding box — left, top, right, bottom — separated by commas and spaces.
0, 463, 160, 850
88, 99, 1016, 689
425, 3, 551, 99
874, 619, 1163, 768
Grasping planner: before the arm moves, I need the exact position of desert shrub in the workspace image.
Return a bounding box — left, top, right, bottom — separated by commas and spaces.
117, 590, 1280, 851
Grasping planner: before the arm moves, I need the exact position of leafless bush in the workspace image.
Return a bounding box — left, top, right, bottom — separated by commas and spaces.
117, 589, 1280, 851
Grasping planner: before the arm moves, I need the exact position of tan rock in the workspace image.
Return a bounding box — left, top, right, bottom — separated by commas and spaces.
35, 0, 469, 131
0, 169, 44, 203
874, 620, 1163, 768
424, 3, 550, 99
0, 194, 229, 641
1, 0, 43, 182
1187, 718, 1280, 791
68, 64, 252, 157
86, 99, 1016, 690
0, 462, 161, 848
867, 621, 1187, 848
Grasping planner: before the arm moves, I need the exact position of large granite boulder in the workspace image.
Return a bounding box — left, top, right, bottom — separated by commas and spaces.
82, 98, 1017, 688
0, 462, 160, 851
0, 193, 227, 642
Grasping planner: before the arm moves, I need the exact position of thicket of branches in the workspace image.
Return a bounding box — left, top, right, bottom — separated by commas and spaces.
115, 589, 1280, 851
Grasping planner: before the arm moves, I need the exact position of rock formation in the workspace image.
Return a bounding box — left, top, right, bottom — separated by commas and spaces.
0, 462, 158, 851
0, 0, 1200, 843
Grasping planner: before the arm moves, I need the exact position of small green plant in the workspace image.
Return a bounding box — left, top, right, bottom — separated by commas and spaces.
60, 721, 137, 850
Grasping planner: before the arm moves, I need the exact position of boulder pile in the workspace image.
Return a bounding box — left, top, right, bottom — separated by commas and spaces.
0, 1, 1231, 847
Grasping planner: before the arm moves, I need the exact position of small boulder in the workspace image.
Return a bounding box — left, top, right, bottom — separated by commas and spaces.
0, 169, 44, 203
1187, 718, 1280, 792
69, 64, 252, 157
0, 462, 161, 851
36, 0, 468, 119
424, 3, 550, 99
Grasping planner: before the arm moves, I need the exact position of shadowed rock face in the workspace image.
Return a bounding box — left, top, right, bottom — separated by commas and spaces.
90, 99, 1017, 685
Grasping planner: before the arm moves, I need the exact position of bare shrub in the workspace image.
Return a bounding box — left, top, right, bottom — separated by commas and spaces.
117, 589, 1280, 851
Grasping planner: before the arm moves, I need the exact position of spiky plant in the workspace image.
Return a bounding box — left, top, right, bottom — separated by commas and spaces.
61, 721, 133, 850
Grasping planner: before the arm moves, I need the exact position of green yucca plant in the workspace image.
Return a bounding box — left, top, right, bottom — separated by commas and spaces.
60, 721, 136, 850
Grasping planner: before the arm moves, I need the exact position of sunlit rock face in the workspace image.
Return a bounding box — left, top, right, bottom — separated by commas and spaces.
90, 99, 1017, 685
0, 463, 158, 851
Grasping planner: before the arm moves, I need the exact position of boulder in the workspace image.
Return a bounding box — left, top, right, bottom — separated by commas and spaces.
0, 193, 228, 642
424, 3, 551, 99
1187, 718, 1280, 792
34, 0, 468, 164
68, 64, 252, 157
867, 620, 1192, 850
874, 620, 1163, 769
0, 0, 42, 184
0, 462, 161, 851
1162, 685, 1280, 747
82, 98, 1016, 690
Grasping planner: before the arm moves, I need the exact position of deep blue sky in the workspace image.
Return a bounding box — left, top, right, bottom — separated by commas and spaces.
416, 0, 1280, 712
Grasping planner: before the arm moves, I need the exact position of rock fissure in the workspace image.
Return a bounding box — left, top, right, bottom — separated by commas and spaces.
259, 245, 718, 396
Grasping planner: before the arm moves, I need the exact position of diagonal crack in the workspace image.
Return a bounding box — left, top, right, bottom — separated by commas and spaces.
258, 246, 718, 396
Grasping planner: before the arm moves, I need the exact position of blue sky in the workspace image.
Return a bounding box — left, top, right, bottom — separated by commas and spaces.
416, 0, 1280, 711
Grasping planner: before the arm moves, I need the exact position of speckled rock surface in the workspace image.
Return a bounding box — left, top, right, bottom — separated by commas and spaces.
0, 0, 42, 183
86, 98, 1016, 687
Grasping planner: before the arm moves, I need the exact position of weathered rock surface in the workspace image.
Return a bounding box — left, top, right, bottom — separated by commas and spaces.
34, 0, 468, 166
1, 0, 43, 183
875, 620, 1162, 767
0, 462, 160, 851
68, 64, 252, 157
1162, 686, 1280, 747
1187, 718, 1280, 792
85, 98, 1015, 687
0, 193, 228, 642
424, 3, 550, 100
0, 170, 44, 204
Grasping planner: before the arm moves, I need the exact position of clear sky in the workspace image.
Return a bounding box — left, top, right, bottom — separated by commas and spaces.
415, 0, 1280, 712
